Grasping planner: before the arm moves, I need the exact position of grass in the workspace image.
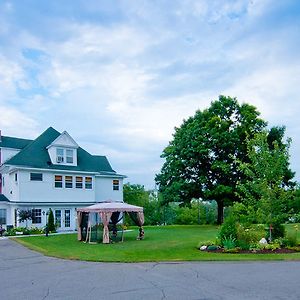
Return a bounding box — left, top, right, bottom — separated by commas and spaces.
13, 224, 300, 262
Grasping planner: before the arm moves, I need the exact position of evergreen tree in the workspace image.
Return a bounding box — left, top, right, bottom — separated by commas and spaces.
47, 209, 56, 232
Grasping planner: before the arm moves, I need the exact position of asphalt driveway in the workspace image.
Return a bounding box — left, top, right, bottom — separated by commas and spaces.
1, 238, 300, 300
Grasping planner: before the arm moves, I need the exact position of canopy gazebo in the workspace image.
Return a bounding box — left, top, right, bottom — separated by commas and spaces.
77, 201, 144, 244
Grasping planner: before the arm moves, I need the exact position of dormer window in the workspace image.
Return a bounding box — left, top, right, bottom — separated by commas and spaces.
55, 148, 74, 165
66, 149, 74, 163
56, 148, 64, 163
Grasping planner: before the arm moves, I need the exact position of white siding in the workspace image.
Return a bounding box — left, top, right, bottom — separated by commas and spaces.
1, 148, 20, 163
18, 170, 95, 203
95, 177, 123, 202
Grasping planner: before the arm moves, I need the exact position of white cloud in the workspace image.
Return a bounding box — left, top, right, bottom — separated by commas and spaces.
0, 105, 38, 137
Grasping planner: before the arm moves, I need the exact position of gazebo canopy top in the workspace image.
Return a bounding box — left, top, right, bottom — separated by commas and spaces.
77, 201, 143, 213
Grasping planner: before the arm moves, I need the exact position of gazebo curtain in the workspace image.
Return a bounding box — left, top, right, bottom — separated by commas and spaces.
100, 212, 112, 244
77, 211, 83, 241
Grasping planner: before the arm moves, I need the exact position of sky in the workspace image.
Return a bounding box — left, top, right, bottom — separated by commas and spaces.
0, 0, 299, 189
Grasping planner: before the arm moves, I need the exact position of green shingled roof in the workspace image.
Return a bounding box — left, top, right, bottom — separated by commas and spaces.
0, 194, 9, 202
0, 135, 32, 149
4, 127, 116, 174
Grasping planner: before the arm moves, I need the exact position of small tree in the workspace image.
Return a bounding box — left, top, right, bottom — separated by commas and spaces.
18, 210, 32, 228
47, 209, 56, 233
236, 131, 295, 224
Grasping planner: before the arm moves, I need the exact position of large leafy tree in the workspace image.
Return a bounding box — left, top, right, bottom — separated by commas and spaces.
155, 95, 266, 224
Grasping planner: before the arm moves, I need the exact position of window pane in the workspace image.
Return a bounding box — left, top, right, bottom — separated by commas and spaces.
66, 149, 73, 163
55, 175, 63, 188
30, 173, 43, 181
0, 209, 6, 225
113, 180, 119, 191
56, 148, 64, 163
76, 176, 83, 188
85, 177, 92, 189
65, 176, 73, 188
32, 209, 41, 224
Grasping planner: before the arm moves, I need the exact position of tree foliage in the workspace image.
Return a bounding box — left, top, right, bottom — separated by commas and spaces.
47, 209, 56, 232
236, 131, 295, 224
123, 183, 162, 225
156, 95, 266, 224
18, 209, 32, 228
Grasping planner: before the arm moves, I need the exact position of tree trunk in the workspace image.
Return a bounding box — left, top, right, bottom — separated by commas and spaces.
217, 200, 224, 225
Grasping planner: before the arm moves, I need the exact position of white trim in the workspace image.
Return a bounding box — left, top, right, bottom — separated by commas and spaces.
7, 166, 99, 175
46, 131, 79, 149
5, 166, 126, 177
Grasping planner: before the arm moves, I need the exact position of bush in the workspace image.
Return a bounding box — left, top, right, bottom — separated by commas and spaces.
266, 219, 285, 241
237, 224, 265, 250
219, 215, 238, 246
222, 235, 236, 250
282, 233, 298, 247
29, 227, 44, 234
47, 209, 56, 232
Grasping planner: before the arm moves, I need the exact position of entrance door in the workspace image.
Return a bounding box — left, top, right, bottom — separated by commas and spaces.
55, 209, 71, 230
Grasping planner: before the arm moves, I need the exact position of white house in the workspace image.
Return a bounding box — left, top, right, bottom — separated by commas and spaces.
0, 127, 125, 231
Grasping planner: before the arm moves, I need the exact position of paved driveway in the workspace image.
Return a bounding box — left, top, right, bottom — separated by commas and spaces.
1, 238, 300, 300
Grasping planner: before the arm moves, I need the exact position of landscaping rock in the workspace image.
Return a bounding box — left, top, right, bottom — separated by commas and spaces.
259, 238, 268, 245
200, 245, 207, 251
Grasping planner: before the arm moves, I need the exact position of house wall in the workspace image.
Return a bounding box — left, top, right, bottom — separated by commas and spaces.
95, 176, 123, 201
18, 170, 96, 203
0, 148, 20, 164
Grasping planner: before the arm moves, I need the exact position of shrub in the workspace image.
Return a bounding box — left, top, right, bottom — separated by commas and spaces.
222, 235, 236, 250
266, 219, 285, 241
29, 227, 44, 234
47, 209, 56, 232
282, 233, 298, 247
219, 215, 238, 246
237, 224, 265, 250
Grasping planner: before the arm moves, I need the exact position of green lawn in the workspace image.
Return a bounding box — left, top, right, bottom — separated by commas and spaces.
13, 225, 300, 262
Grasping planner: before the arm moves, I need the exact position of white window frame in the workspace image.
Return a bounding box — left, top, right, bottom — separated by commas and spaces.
76, 176, 83, 189
56, 148, 64, 163
32, 209, 42, 224
66, 149, 74, 164
85, 177, 92, 189
30, 173, 43, 181
54, 175, 63, 188
113, 180, 120, 191
65, 176, 73, 188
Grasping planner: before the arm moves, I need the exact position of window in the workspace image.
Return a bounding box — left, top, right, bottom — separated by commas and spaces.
85, 177, 92, 189
65, 176, 73, 188
32, 209, 41, 224
30, 173, 43, 181
76, 176, 83, 189
56, 148, 64, 163
66, 149, 74, 164
55, 210, 61, 227
15, 173, 18, 182
55, 175, 63, 188
0, 209, 6, 225
113, 180, 119, 191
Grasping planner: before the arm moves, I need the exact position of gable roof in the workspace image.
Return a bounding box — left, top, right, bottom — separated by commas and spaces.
47, 131, 79, 149
0, 136, 32, 149
4, 127, 117, 174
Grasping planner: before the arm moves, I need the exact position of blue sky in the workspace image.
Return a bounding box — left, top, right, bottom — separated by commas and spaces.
0, 0, 299, 188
